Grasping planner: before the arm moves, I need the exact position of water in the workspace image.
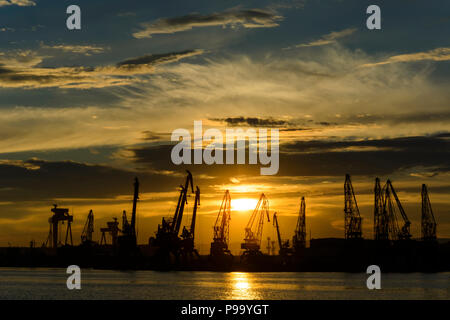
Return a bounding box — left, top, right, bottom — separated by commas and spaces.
0, 268, 448, 300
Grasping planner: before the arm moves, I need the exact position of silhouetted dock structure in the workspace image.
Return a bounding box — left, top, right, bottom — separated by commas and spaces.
0, 173, 449, 272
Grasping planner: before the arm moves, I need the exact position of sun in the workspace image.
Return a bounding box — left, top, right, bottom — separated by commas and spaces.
231, 198, 258, 211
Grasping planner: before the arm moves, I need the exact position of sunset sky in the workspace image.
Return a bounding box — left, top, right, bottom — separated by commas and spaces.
0, 0, 449, 253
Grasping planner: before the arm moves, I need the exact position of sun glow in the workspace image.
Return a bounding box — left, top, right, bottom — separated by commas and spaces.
231, 198, 258, 211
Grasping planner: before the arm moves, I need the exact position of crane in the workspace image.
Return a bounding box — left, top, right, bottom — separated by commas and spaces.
384, 180, 411, 240
210, 190, 232, 256
181, 186, 200, 257
344, 174, 363, 239
421, 184, 437, 241
100, 218, 120, 246
292, 196, 306, 251
118, 178, 139, 249
44, 205, 73, 248
152, 171, 195, 257
241, 193, 270, 255
81, 210, 94, 244
374, 178, 389, 241
273, 212, 291, 256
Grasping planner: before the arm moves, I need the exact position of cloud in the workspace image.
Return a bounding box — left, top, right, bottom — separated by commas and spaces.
0, 0, 35, 7
0, 49, 203, 89
362, 47, 450, 67
133, 9, 283, 38
41, 44, 107, 56
294, 28, 357, 48
0, 158, 180, 202
210, 116, 289, 127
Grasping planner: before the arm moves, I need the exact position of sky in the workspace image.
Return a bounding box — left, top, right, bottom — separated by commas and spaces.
0, 0, 449, 253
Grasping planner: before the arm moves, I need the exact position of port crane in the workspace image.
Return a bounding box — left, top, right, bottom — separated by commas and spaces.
383, 180, 411, 240
210, 190, 232, 256
292, 196, 306, 251
152, 171, 195, 257
241, 193, 270, 255
118, 177, 139, 249
421, 184, 437, 241
273, 212, 291, 256
81, 210, 94, 244
100, 218, 120, 246
374, 178, 389, 241
44, 205, 73, 248
181, 186, 200, 257
344, 174, 363, 240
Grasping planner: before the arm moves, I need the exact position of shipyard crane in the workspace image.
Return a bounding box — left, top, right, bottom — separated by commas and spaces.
81, 210, 94, 244
273, 212, 291, 256
181, 186, 200, 257
344, 174, 363, 240
241, 193, 270, 255
384, 180, 411, 240
100, 218, 120, 246
118, 177, 139, 249
421, 184, 437, 241
292, 196, 306, 251
374, 178, 389, 241
210, 190, 232, 256
152, 171, 195, 257
44, 205, 73, 248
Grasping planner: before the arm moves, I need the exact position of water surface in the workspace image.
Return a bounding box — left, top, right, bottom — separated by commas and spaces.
0, 268, 448, 299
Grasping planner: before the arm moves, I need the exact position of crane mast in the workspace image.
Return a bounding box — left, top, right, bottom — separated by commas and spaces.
292, 196, 306, 251
374, 178, 389, 241
172, 170, 194, 236
81, 210, 94, 244
344, 174, 362, 240
421, 184, 437, 241
181, 186, 200, 256
241, 193, 270, 254
210, 190, 232, 256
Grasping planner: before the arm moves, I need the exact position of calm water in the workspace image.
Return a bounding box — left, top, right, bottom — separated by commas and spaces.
0, 268, 448, 300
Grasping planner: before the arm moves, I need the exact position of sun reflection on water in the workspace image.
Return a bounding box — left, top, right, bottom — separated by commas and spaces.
227, 272, 260, 299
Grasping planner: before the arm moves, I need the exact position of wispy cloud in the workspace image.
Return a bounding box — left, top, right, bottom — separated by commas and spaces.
293, 28, 357, 48
133, 9, 283, 38
0, 49, 203, 89
362, 47, 450, 67
41, 44, 107, 56
0, 0, 35, 7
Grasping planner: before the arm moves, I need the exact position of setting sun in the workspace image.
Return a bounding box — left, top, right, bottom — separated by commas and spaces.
231, 198, 258, 211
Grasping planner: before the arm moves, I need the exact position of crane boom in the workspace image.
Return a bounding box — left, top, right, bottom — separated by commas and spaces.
385, 180, 411, 240
81, 210, 94, 243
421, 184, 437, 241
241, 193, 270, 253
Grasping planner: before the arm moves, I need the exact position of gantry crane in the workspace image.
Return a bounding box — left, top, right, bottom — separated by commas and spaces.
383, 180, 411, 240
421, 184, 437, 241
44, 205, 73, 248
344, 174, 363, 239
100, 218, 120, 246
210, 190, 232, 256
181, 186, 200, 257
241, 193, 270, 255
273, 212, 291, 256
374, 178, 389, 241
81, 210, 94, 244
292, 196, 306, 251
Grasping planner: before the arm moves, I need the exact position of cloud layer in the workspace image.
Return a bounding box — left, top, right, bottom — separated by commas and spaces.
133, 9, 283, 38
